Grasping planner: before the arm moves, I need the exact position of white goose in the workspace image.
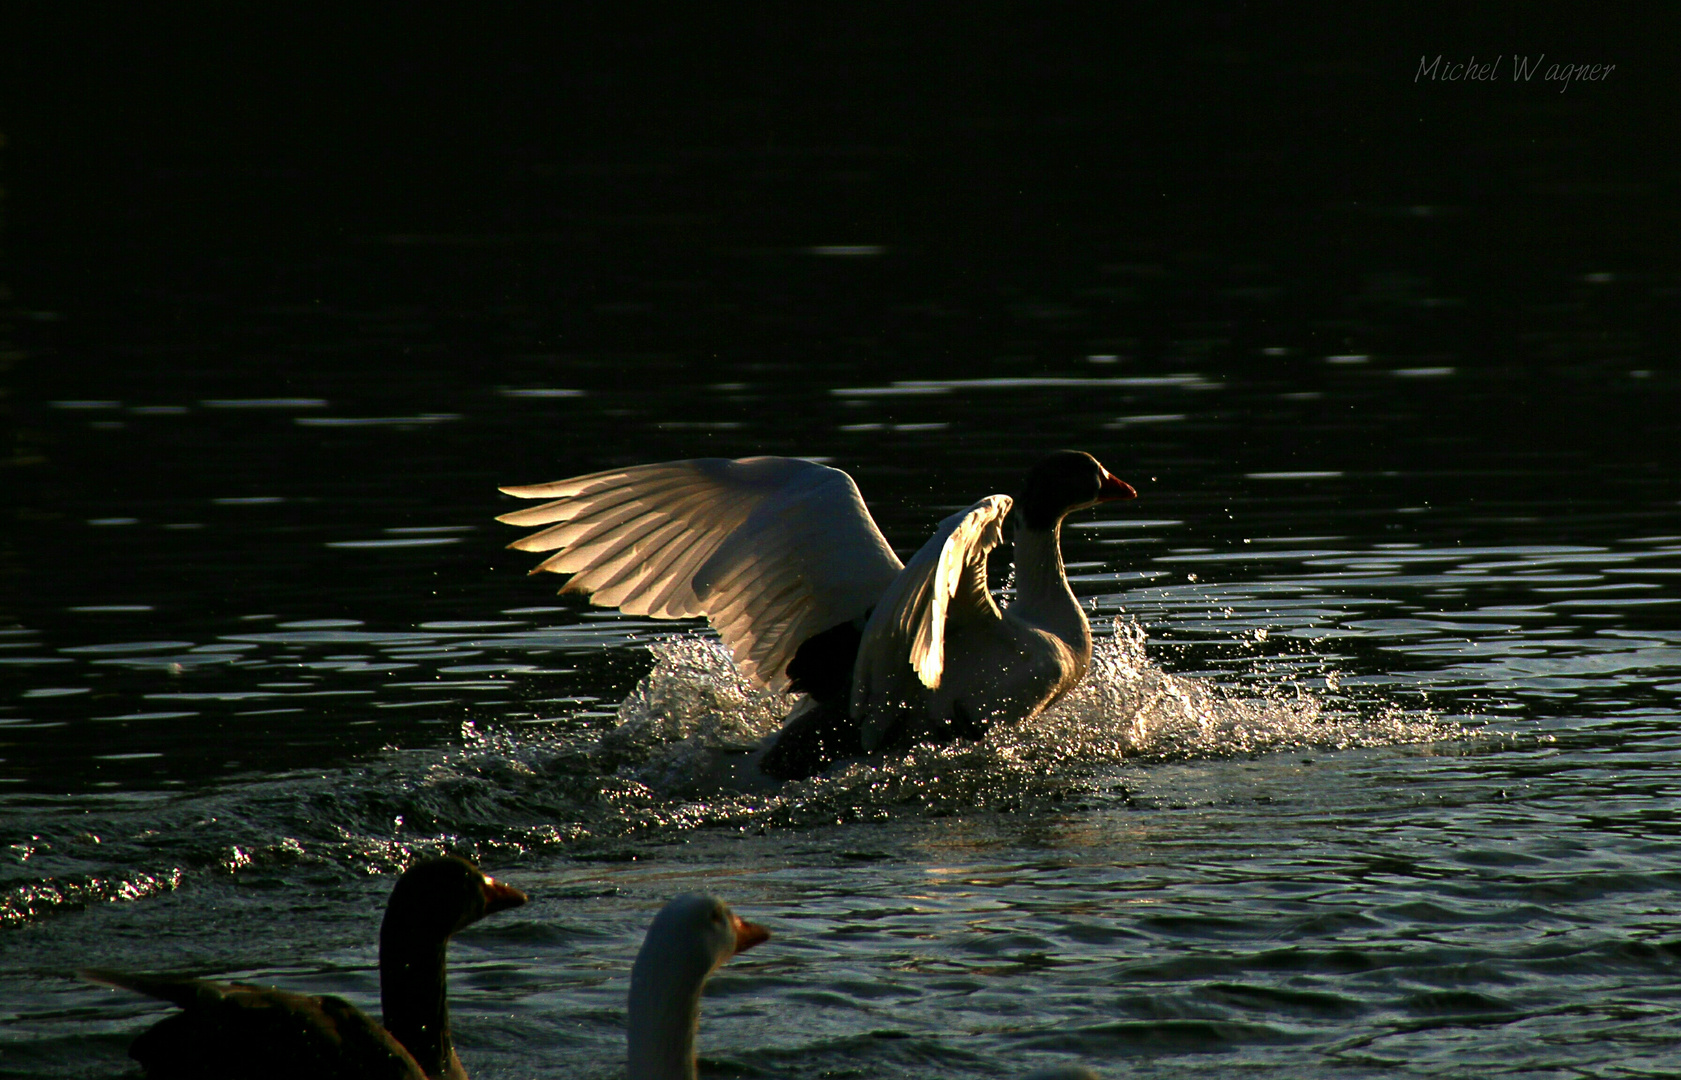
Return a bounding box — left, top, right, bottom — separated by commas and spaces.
627, 893, 770, 1080
497, 450, 1137, 778
626, 894, 1103, 1080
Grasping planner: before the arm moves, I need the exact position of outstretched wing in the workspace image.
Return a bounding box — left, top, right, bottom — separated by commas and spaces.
851, 495, 1012, 748
497, 457, 903, 692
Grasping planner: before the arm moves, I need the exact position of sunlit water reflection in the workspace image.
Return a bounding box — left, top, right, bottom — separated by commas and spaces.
4, 214, 1678, 1076
6, 511, 1678, 1075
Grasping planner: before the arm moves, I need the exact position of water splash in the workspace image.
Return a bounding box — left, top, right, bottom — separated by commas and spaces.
599, 620, 1462, 812
598, 633, 791, 790
1038, 618, 1458, 762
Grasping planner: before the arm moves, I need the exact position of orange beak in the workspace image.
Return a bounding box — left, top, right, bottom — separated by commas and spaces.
481, 876, 529, 915
1097, 468, 1138, 502
730, 913, 771, 955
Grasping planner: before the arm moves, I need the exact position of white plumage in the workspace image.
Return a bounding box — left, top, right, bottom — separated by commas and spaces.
499, 451, 1136, 772
627, 893, 769, 1080
500, 457, 900, 691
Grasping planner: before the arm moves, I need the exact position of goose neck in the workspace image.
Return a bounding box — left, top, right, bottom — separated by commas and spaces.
627, 950, 713, 1080
380, 932, 454, 1078
1008, 519, 1090, 651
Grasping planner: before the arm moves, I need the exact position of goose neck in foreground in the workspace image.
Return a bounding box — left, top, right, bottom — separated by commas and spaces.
1006, 519, 1092, 662
626, 945, 714, 1080
627, 895, 768, 1080
380, 935, 458, 1079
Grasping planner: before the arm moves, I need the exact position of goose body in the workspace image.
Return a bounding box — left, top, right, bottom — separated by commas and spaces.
628, 893, 770, 1080
84, 857, 527, 1079
498, 450, 1136, 778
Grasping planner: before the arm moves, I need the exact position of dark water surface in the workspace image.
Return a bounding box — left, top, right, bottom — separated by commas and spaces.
3, 11, 1679, 1077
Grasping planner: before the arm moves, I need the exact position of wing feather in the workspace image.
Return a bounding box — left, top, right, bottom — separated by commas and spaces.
497, 457, 903, 691
549, 513, 679, 586
637, 527, 721, 619
852, 495, 1012, 749
511, 491, 679, 553
583, 518, 695, 608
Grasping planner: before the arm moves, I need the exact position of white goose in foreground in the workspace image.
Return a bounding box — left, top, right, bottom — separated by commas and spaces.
498, 450, 1137, 778
628, 894, 770, 1080
627, 894, 1102, 1080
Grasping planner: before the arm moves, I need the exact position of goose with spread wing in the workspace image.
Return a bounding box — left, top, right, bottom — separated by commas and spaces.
497, 450, 1136, 778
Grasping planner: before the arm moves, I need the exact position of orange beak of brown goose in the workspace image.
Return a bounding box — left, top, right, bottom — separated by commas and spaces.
1097, 469, 1138, 502
481, 876, 529, 915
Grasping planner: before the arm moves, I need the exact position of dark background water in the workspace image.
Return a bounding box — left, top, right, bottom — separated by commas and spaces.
1, 7, 1679, 1078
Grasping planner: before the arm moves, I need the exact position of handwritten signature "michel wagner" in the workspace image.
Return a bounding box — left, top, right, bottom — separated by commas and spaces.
1415, 55, 1615, 93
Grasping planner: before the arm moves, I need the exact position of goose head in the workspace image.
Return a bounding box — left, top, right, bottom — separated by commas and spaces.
1015, 450, 1138, 531
382, 856, 529, 944
628, 893, 770, 1080
380, 856, 528, 1078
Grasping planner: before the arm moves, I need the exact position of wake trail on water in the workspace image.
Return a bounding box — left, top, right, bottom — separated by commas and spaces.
1, 621, 1462, 926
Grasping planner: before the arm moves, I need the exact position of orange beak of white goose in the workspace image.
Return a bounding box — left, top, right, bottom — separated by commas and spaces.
730, 914, 771, 955
1097, 469, 1138, 502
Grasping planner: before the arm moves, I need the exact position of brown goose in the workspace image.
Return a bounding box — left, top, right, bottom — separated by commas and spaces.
83, 856, 527, 1079
627, 893, 770, 1080
498, 450, 1137, 778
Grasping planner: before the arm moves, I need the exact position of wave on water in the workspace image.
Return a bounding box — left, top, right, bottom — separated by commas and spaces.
0, 621, 1462, 927
0, 867, 185, 929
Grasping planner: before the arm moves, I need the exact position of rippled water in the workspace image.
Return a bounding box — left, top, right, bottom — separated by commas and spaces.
6, 326, 1678, 1076
4, 19, 1679, 1075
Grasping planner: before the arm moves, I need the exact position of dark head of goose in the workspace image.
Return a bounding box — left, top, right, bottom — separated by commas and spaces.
380, 856, 528, 958
1015, 450, 1139, 532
